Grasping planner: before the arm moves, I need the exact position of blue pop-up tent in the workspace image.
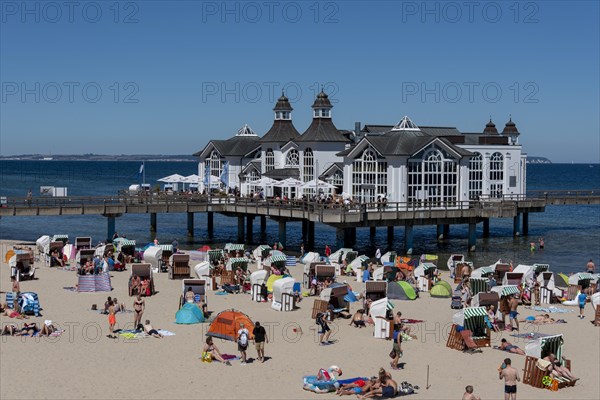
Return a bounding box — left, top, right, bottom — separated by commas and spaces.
175, 303, 205, 324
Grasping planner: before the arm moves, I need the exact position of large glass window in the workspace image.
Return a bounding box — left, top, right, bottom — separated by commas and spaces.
246, 169, 260, 195
286, 149, 299, 167
351, 149, 387, 203
469, 153, 483, 200
407, 149, 458, 207
303, 148, 314, 183
489, 152, 504, 197
206, 150, 222, 178
265, 148, 274, 172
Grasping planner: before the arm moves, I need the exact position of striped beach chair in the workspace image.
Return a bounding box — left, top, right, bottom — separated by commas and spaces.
469, 278, 490, 296
18, 292, 41, 317
285, 255, 297, 267
6, 292, 16, 309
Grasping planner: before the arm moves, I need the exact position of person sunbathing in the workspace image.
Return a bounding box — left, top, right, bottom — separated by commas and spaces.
522, 314, 555, 324
543, 353, 578, 381
139, 279, 150, 296
336, 377, 376, 396
349, 309, 367, 328
40, 322, 57, 337
1, 323, 18, 335
185, 287, 195, 303
15, 323, 39, 336
130, 275, 141, 296
359, 369, 397, 399
143, 320, 163, 338
202, 337, 231, 365
499, 338, 526, 355
3, 307, 28, 319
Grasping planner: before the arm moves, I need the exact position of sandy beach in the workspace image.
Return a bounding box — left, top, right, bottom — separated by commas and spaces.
1, 239, 598, 400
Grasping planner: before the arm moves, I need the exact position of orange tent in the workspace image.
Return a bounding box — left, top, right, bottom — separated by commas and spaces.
4, 250, 15, 264
206, 309, 254, 342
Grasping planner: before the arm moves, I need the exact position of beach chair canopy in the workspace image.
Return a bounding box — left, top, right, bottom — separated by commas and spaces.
373, 266, 385, 281
330, 248, 353, 262
503, 272, 525, 286
75, 237, 92, 249
182, 279, 206, 296
250, 269, 268, 287
159, 244, 173, 253
52, 234, 69, 243
430, 282, 452, 298
491, 285, 520, 297
568, 273, 594, 285
471, 266, 494, 279
380, 251, 396, 263
513, 264, 535, 282
272, 277, 295, 303
270, 254, 287, 267
387, 281, 417, 300
175, 303, 205, 324
143, 247, 162, 269
253, 245, 271, 260
462, 306, 488, 335
525, 334, 564, 360
472, 291, 499, 309
349, 255, 369, 270
36, 235, 50, 253
300, 251, 320, 264
194, 262, 211, 278
207, 249, 224, 263
369, 297, 392, 318
225, 243, 245, 252
366, 280, 387, 295
206, 309, 254, 341
315, 265, 335, 278
415, 262, 436, 278
537, 272, 555, 289
227, 257, 249, 271
533, 263, 550, 273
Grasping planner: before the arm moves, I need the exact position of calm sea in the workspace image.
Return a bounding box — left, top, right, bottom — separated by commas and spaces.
1, 161, 599, 273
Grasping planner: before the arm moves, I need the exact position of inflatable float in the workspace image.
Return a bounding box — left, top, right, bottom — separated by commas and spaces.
303, 366, 342, 393
561, 292, 582, 306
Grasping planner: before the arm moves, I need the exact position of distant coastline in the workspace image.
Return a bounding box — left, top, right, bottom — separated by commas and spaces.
0, 154, 197, 162
526, 156, 552, 164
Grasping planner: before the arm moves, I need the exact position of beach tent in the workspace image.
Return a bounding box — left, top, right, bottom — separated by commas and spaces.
271, 277, 295, 311
206, 309, 254, 341
266, 274, 283, 292
387, 281, 417, 300
555, 273, 569, 288
430, 282, 452, 298
175, 302, 205, 324
301, 252, 320, 264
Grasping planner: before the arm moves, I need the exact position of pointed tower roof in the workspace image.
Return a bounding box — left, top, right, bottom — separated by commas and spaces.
260, 93, 300, 144
483, 117, 498, 135
311, 90, 333, 108
392, 116, 420, 131
273, 91, 293, 112
502, 117, 519, 135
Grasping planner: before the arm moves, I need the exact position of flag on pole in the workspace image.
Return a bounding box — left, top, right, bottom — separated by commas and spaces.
220, 161, 229, 187
203, 164, 211, 187
138, 163, 144, 180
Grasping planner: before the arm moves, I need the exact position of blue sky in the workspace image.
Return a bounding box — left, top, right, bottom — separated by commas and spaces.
1, 0, 599, 162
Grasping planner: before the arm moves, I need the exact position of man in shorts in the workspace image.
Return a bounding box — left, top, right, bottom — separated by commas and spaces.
499, 358, 520, 400
252, 321, 268, 363
336, 378, 375, 396
508, 295, 520, 331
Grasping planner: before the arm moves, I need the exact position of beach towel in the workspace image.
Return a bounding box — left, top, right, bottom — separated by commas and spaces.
221, 354, 239, 360
157, 329, 175, 336
337, 377, 369, 385
63, 287, 77, 292
510, 332, 551, 340
401, 319, 425, 324
527, 306, 573, 313
215, 291, 229, 295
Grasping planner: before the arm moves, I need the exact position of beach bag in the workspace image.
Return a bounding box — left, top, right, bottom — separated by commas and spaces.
389, 349, 397, 359
201, 352, 212, 363
238, 330, 248, 346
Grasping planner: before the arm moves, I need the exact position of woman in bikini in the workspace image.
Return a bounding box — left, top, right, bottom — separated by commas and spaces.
202, 337, 231, 365
133, 295, 145, 330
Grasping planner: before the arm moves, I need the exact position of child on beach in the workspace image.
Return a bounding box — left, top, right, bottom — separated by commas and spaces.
577, 291, 587, 319
107, 301, 116, 339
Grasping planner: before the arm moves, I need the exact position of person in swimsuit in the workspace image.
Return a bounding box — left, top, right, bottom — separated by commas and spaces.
336, 377, 375, 396
509, 295, 520, 331
316, 313, 332, 345
39, 321, 57, 337
107, 301, 116, 339
500, 339, 525, 355
15, 323, 39, 336
133, 295, 145, 329
202, 337, 231, 365
499, 358, 520, 400
349, 309, 367, 328
143, 320, 163, 338
358, 369, 397, 399
185, 287, 195, 303
543, 353, 578, 381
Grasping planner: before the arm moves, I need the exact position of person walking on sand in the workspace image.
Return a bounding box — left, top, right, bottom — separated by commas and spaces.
462, 385, 481, 400
577, 291, 587, 319
499, 358, 520, 400
509, 295, 520, 331
107, 301, 116, 339
316, 312, 332, 345
133, 295, 145, 329
253, 321, 268, 363
237, 322, 250, 365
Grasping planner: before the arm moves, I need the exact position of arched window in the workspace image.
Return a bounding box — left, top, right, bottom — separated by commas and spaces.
469, 153, 483, 200
329, 170, 344, 186
286, 149, 299, 167
351, 148, 387, 203
265, 148, 274, 172
407, 148, 458, 207
489, 152, 504, 197
205, 150, 222, 180
247, 169, 260, 195
303, 148, 314, 183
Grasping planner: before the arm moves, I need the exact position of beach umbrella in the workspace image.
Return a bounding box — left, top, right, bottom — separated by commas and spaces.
300, 179, 336, 190
182, 174, 201, 183
274, 177, 304, 188
197, 245, 211, 252
255, 177, 280, 186
158, 174, 186, 183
